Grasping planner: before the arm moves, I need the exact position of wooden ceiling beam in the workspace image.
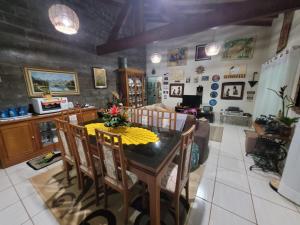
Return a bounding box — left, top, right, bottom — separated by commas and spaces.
238, 20, 273, 27
107, 0, 131, 41
97, 0, 300, 55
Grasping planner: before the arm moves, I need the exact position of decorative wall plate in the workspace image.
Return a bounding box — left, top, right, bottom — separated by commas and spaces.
210, 91, 218, 98
209, 99, 217, 106
211, 83, 219, 90
196, 66, 205, 74
212, 74, 220, 82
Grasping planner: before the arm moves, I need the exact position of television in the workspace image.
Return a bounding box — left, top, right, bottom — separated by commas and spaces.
182, 95, 202, 108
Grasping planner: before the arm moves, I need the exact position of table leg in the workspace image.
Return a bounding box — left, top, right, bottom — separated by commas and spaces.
148, 176, 161, 225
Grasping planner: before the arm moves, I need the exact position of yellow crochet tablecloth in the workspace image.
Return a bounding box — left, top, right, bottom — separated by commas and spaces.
85, 123, 159, 145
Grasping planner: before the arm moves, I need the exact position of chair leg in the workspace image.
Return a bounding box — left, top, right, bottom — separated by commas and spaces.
74, 164, 82, 190
94, 178, 100, 206
185, 180, 190, 204
175, 197, 180, 225
123, 192, 129, 225
103, 184, 108, 209
64, 161, 71, 186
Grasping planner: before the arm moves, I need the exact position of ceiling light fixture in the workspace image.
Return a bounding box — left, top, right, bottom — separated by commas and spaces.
48, 4, 79, 35
150, 53, 162, 64
205, 42, 221, 56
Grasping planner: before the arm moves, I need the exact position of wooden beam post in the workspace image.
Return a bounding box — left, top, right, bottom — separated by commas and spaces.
97, 0, 300, 55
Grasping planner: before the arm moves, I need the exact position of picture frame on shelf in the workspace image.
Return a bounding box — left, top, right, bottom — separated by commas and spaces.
195, 44, 211, 61
24, 67, 80, 97
221, 82, 245, 100
93, 67, 107, 89
169, 83, 184, 98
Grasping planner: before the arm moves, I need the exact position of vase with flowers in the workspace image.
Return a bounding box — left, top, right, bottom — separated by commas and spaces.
103, 105, 131, 128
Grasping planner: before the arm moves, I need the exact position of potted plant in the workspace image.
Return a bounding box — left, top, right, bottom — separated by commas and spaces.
268, 86, 299, 134
103, 105, 131, 128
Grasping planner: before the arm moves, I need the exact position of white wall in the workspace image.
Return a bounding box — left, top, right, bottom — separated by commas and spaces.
146, 25, 271, 114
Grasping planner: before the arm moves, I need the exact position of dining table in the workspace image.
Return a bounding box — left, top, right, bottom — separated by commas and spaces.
84, 119, 183, 225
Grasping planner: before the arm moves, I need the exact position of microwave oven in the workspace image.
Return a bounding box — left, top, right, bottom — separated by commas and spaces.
32, 97, 69, 114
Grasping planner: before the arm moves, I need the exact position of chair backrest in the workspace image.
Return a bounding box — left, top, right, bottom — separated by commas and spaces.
61, 108, 83, 124
124, 107, 136, 123
176, 125, 195, 192
69, 124, 96, 174
95, 129, 129, 190
157, 111, 177, 130
54, 118, 73, 159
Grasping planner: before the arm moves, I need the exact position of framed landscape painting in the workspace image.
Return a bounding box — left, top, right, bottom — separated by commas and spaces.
222, 37, 256, 60
167, 47, 188, 67
93, 67, 107, 89
24, 67, 80, 97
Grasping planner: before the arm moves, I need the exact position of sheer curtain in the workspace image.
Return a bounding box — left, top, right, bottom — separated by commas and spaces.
254, 47, 300, 118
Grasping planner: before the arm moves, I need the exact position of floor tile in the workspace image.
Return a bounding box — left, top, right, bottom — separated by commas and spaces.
47, 160, 63, 170
206, 153, 219, 166
218, 155, 246, 174
246, 168, 280, 182
22, 193, 47, 217
22, 220, 34, 225
216, 167, 250, 193
186, 197, 211, 225
248, 176, 297, 211
0, 187, 20, 210
0, 201, 29, 225
15, 180, 37, 199
5, 162, 28, 175
0, 174, 12, 191
219, 150, 243, 160
253, 196, 300, 225
213, 182, 256, 223
32, 209, 59, 225
9, 168, 48, 185
0, 169, 6, 177
196, 177, 215, 202
202, 164, 217, 181
209, 205, 255, 225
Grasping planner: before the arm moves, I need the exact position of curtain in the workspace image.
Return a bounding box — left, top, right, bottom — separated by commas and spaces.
253, 47, 300, 119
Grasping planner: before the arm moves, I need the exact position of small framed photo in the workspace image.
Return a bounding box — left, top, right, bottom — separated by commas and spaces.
221, 82, 245, 100
195, 44, 211, 61
93, 67, 107, 88
186, 77, 191, 83
169, 83, 184, 98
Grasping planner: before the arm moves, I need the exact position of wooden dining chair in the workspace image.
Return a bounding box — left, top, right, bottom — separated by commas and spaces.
69, 123, 102, 205
124, 107, 137, 123
95, 129, 139, 225
61, 108, 83, 124
54, 118, 82, 188
157, 111, 177, 130
160, 124, 195, 225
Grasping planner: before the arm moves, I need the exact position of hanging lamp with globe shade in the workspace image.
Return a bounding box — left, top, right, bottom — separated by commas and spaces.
48, 4, 79, 35
150, 53, 162, 64
205, 42, 221, 56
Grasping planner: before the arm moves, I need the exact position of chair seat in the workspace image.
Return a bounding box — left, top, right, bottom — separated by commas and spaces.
105, 169, 138, 190
161, 162, 178, 193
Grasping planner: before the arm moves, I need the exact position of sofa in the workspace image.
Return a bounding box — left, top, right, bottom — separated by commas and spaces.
142, 103, 210, 165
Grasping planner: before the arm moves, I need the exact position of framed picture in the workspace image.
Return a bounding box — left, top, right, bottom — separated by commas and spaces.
24, 67, 80, 97
186, 77, 191, 83
277, 11, 294, 53
93, 67, 107, 89
222, 37, 256, 60
201, 76, 209, 81
169, 83, 184, 98
221, 82, 245, 100
195, 44, 211, 61
167, 47, 188, 67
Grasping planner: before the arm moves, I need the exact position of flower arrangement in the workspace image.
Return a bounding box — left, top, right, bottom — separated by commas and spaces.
103, 105, 131, 128
268, 85, 299, 127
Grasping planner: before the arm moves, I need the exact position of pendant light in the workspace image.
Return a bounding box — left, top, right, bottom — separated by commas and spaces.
48, 4, 79, 35
150, 53, 162, 64
205, 28, 221, 56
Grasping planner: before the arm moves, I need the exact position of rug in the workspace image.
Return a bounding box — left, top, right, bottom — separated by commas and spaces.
27, 152, 61, 170
30, 165, 203, 225
209, 126, 224, 142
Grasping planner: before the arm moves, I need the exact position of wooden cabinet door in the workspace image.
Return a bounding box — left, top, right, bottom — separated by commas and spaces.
82, 110, 98, 122
0, 122, 36, 164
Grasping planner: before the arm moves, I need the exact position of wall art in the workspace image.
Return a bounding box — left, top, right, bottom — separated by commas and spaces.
224, 64, 247, 79
195, 65, 205, 74
210, 91, 218, 98
209, 99, 217, 106
201, 76, 209, 81
248, 72, 258, 87
186, 77, 191, 83
211, 83, 219, 90
222, 37, 255, 60
212, 74, 220, 82
167, 47, 188, 66
169, 83, 184, 98
221, 82, 245, 100
195, 44, 211, 61
170, 69, 184, 81
277, 11, 294, 54
247, 91, 255, 101
93, 67, 107, 89
24, 67, 80, 97
194, 77, 199, 83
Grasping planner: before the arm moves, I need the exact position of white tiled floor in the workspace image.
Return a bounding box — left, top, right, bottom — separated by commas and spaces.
1, 124, 300, 225
187, 124, 300, 225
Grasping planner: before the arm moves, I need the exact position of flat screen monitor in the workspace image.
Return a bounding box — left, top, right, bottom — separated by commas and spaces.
182, 95, 202, 108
